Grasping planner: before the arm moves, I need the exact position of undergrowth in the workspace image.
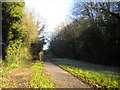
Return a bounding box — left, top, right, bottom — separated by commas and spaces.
2, 60, 26, 75
2, 59, 26, 87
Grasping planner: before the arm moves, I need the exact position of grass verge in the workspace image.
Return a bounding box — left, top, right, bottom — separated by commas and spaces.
51, 58, 120, 88
1, 60, 27, 87
2, 60, 26, 75
29, 61, 54, 88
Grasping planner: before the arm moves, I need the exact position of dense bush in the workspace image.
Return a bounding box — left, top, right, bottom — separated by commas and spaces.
2, 1, 44, 68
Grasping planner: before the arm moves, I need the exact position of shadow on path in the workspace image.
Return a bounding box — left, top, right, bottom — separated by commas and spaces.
2, 60, 36, 88
43, 58, 90, 88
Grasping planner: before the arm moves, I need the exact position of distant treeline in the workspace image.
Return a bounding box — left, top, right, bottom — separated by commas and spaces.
2, 1, 44, 67
49, 2, 120, 67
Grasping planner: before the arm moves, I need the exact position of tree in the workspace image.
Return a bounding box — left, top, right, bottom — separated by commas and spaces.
49, 1, 120, 67
2, 1, 44, 67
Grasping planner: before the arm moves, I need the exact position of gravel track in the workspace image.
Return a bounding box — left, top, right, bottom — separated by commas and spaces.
43, 60, 90, 88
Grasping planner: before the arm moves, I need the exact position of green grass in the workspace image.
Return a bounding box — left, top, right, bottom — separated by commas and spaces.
51, 58, 120, 88
29, 61, 54, 88
2, 60, 26, 76
1, 60, 27, 87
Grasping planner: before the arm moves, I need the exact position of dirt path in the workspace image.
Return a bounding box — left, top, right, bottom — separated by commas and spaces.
2, 60, 36, 88
43, 60, 90, 88
2, 59, 91, 88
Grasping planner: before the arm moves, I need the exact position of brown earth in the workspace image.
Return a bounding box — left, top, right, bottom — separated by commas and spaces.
2, 58, 91, 88
43, 59, 91, 88
1, 60, 36, 88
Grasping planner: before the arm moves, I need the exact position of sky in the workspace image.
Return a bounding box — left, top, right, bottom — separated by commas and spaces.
24, 0, 74, 50
24, 0, 73, 31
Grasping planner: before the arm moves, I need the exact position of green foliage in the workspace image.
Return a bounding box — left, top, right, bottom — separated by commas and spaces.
6, 40, 32, 64
2, 2, 44, 71
49, 2, 120, 67
31, 40, 44, 59
2, 2, 27, 68
29, 61, 54, 88
52, 58, 120, 88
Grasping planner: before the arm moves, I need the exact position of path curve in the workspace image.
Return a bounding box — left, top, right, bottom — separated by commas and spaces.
43, 60, 90, 88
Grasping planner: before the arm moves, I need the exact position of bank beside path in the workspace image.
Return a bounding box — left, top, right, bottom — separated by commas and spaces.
2, 60, 36, 88
43, 59, 90, 88
2, 58, 91, 88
